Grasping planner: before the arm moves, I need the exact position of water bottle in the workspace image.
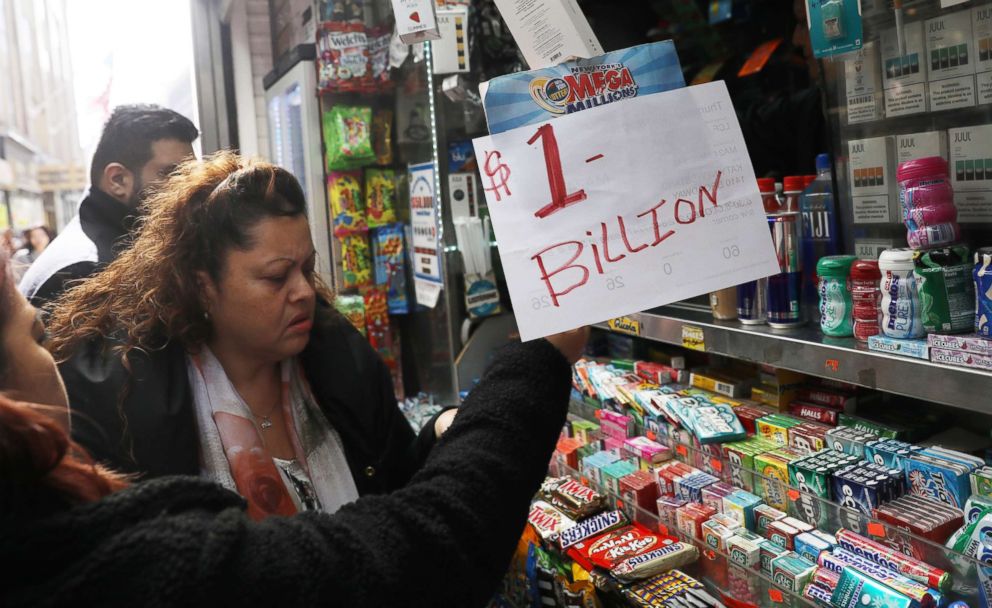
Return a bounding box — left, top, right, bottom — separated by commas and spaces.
800, 154, 841, 325
879, 248, 925, 339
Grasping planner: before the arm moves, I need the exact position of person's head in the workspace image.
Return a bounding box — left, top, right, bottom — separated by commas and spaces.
23, 226, 53, 254
90, 104, 198, 208
0, 250, 127, 514
48, 152, 327, 368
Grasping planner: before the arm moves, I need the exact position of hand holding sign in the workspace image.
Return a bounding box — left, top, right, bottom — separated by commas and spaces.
472, 81, 779, 341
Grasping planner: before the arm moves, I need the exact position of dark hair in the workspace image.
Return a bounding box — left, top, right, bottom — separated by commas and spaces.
89, 104, 199, 186
22, 226, 53, 253
0, 248, 10, 380
48, 151, 327, 361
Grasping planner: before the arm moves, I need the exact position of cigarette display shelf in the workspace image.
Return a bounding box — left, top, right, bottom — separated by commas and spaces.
593, 304, 992, 414
565, 399, 986, 605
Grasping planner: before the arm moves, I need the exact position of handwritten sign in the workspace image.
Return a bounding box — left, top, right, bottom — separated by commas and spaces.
472, 81, 779, 340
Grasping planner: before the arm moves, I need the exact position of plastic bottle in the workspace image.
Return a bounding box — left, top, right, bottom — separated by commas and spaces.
800, 154, 841, 325
782, 176, 805, 213
913, 246, 974, 334
817, 255, 857, 337
896, 157, 960, 250
850, 260, 881, 341
879, 248, 925, 339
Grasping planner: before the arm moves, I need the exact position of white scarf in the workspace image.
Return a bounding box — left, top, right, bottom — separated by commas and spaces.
187, 347, 359, 515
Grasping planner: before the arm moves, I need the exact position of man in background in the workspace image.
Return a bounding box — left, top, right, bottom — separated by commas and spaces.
19, 104, 198, 307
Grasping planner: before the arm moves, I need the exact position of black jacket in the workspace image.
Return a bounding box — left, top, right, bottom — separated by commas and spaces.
18, 188, 131, 307
65, 303, 438, 496
1, 340, 574, 608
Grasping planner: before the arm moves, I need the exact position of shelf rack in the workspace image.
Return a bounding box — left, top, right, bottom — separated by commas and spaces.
594, 304, 992, 414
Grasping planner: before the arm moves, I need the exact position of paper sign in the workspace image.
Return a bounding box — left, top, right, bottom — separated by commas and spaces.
482, 41, 685, 135
493, 0, 602, 69
390, 0, 441, 44
472, 81, 780, 341
409, 162, 443, 284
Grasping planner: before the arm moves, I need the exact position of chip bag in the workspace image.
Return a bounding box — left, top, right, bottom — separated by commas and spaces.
322, 106, 375, 170
340, 234, 372, 288
317, 21, 368, 93
334, 294, 366, 336
365, 168, 396, 228
328, 171, 366, 236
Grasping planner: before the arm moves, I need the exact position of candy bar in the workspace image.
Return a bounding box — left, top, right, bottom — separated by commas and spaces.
558, 509, 628, 549
528, 500, 576, 542
610, 541, 699, 582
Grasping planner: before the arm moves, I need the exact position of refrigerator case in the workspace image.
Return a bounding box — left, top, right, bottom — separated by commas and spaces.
822, 1, 992, 250
265, 59, 338, 287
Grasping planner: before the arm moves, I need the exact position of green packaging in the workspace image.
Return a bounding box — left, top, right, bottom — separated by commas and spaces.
914, 245, 974, 334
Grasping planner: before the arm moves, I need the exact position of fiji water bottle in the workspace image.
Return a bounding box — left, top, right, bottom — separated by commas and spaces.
800, 154, 841, 325
879, 248, 925, 339
817, 255, 857, 337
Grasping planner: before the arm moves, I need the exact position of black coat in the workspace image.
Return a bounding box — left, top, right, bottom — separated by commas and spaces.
65, 302, 439, 496
18, 187, 131, 307
1, 340, 574, 607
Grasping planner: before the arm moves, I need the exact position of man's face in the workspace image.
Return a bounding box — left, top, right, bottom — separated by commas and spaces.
130, 138, 196, 205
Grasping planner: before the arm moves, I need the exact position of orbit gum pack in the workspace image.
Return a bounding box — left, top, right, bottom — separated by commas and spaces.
481, 40, 685, 134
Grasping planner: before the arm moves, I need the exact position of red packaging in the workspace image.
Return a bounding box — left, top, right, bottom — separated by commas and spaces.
794, 387, 855, 410
555, 437, 585, 472
788, 400, 842, 426
656, 461, 696, 497
620, 470, 660, 514
766, 519, 802, 550
812, 566, 840, 591
675, 503, 717, 540
635, 361, 679, 384
317, 21, 369, 93
734, 404, 777, 435
567, 523, 671, 571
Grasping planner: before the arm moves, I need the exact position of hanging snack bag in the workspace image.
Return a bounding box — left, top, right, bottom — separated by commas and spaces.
373, 223, 409, 314
365, 168, 397, 228
365, 24, 394, 93
317, 21, 368, 93
372, 110, 394, 165
334, 294, 366, 336
328, 171, 366, 236
341, 234, 373, 288
322, 105, 376, 170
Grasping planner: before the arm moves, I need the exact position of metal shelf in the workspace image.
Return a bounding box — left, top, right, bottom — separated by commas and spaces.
594, 304, 992, 414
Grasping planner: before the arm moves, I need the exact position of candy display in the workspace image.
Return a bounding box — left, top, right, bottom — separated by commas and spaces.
371, 223, 409, 314
334, 294, 366, 336
364, 168, 397, 228
328, 171, 366, 236
371, 110, 394, 166
514, 354, 990, 606
317, 21, 369, 93
322, 105, 376, 170
340, 233, 372, 288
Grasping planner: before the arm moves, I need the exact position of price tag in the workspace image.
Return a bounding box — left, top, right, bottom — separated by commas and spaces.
768, 588, 785, 603
710, 458, 723, 472
867, 522, 886, 538
682, 325, 706, 352
472, 81, 779, 341
676, 444, 689, 458
607, 316, 641, 336
787, 489, 801, 501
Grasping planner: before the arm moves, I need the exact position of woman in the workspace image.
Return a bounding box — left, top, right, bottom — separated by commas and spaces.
12, 225, 53, 283
47, 152, 458, 516
0, 248, 587, 606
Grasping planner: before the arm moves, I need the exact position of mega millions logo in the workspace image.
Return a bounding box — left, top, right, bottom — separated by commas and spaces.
529, 63, 639, 116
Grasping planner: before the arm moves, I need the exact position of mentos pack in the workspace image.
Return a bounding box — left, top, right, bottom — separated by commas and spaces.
482, 41, 685, 134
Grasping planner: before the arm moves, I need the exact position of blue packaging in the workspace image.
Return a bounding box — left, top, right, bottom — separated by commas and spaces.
905, 454, 972, 509
865, 439, 920, 470
975, 248, 992, 337
807, 0, 864, 59
833, 474, 880, 517
830, 567, 915, 608
795, 531, 833, 563
686, 402, 747, 444
482, 41, 685, 135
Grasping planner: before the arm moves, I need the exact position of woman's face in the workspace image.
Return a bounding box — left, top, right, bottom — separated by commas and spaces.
0, 280, 70, 428
28, 228, 50, 252
201, 214, 317, 364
